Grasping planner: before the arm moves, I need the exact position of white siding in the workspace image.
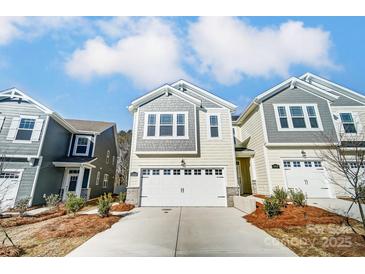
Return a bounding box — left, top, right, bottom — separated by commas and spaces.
236, 106, 269, 195
128, 108, 237, 188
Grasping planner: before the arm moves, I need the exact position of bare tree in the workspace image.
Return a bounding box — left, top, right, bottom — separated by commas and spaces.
116, 130, 132, 187
318, 131, 365, 231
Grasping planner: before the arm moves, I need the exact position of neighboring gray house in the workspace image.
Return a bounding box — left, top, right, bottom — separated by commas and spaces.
233, 73, 365, 199
0, 88, 118, 211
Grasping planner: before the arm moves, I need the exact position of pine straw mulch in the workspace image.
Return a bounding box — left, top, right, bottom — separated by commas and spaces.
244, 202, 365, 256
110, 203, 135, 212
0, 207, 66, 228
1, 214, 120, 257
0, 246, 24, 257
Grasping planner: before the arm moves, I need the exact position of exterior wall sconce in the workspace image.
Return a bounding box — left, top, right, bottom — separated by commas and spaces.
301, 150, 307, 158
181, 159, 186, 167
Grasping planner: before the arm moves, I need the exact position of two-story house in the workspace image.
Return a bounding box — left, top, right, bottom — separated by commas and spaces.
126, 80, 239, 207
0, 88, 118, 211
233, 73, 365, 199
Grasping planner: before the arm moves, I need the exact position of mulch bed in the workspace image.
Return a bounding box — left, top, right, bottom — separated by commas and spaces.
0, 246, 24, 257
0, 207, 66, 228
110, 203, 135, 212
244, 202, 345, 229
34, 214, 120, 240
253, 194, 269, 199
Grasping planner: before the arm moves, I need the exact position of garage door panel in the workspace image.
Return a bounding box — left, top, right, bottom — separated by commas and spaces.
0, 172, 21, 211
284, 160, 331, 198
140, 168, 226, 207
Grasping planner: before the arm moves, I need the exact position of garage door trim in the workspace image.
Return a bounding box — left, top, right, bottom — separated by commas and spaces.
0, 168, 24, 210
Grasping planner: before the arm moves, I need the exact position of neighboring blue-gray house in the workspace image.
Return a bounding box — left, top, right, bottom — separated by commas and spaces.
0, 88, 118, 211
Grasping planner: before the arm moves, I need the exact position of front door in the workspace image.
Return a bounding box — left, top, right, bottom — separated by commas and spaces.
63, 169, 80, 200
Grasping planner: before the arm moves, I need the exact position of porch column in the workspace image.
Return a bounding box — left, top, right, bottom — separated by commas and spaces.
75, 166, 85, 198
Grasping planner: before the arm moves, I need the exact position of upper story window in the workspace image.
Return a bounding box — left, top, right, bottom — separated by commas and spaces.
6, 116, 44, 143
274, 104, 323, 131
73, 135, 91, 156
144, 112, 188, 139
16, 118, 35, 141
208, 114, 220, 138
340, 113, 357, 133
103, 174, 109, 188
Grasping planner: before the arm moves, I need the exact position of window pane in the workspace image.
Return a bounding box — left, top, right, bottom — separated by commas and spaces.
279, 118, 289, 128
177, 114, 185, 124
76, 145, 87, 154
148, 114, 156, 125
147, 125, 155, 136
160, 114, 173, 124
340, 113, 353, 123
160, 126, 173, 136
19, 118, 35, 129
15, 129, 32, 140
277, 106, 286, 117
306, 106, 316, 117
78, 137, 88, 145
210, 127, 219, 137
344, 124, 357, 133
177, 125, 185, 136
292, 118, 306, 128
309, 117, 319, 128
210, 115, 218, 126
290, 106, 304, 117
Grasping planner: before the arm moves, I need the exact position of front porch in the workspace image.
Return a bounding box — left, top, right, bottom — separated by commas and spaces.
53, 157, 96, 201
235, 148, 255, 196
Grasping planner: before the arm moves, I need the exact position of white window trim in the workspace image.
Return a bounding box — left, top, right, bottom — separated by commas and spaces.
12, 115, 39, 144
143, 111, 189, 139
73, 135, 92, 156
207, 113, 222, 139
273, 104, 323, 131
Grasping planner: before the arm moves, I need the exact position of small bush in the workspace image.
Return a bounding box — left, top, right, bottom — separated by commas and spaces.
118, 192, 127, 204
43, 193, 61, 208
263, 197, 282, 218
272, 186, 288, 207
14, 197, 31, 216
65, 193, 85, 215
289, 189, 307, 207
97, 193, 113, 217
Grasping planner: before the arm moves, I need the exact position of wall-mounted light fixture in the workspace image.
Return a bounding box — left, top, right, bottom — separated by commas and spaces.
301, 150, 307, 158
181, 159, 186, 167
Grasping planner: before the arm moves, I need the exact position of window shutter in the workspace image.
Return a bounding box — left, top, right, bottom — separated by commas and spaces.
0, 116, 5, 131
30, 119, 44, 141
6, 117, 21, 140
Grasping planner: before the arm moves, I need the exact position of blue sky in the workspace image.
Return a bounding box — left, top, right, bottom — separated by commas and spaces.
0, 16, 364, 130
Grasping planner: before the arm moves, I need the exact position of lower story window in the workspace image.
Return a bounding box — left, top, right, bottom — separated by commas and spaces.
103, 174, 109, 188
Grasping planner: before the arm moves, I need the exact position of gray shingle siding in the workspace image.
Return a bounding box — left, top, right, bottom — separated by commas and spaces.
182, 89, 222, 108
263, 87, 338, 143
325, 89, 364, 106
0, 98, 46, 155
89, 126, 117, 198
136, 93, 197, 152
33, 117, 72, 205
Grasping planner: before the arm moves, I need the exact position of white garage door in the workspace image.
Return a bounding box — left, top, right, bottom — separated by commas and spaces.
283, 160, 331, 198
140, 168, 227, 207
0, 171, 22, 211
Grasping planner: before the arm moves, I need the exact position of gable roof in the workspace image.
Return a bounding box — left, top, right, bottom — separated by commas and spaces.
0, 87, 116, 135
300, 72, 365, 105
128, 84, 202, 112
171, 80, 237, 111
65, 119, 115, 134
128, 80, 237, 112
234, 75, 341, 125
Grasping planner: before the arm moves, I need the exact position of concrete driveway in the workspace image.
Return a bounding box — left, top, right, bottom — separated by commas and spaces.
68, 207, 295, 257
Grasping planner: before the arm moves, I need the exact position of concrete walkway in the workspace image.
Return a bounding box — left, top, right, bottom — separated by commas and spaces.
68, 207, 295, 257
308, 198, 365, 221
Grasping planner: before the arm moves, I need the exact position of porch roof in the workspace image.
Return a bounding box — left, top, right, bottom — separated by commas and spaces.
235, 148, 255, 157
52, 157, 97, 168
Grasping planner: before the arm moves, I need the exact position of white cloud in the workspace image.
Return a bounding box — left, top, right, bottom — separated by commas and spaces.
188, 17, 336, 85
0, 17, 90, 45
65, 18, 187, 89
